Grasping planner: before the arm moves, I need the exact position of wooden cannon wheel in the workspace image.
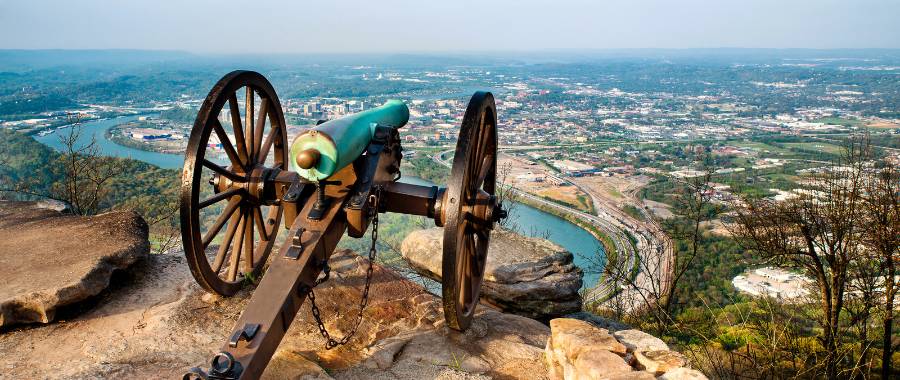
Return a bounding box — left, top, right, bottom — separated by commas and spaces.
180, 70, 288, 296
441, 91, 498, 331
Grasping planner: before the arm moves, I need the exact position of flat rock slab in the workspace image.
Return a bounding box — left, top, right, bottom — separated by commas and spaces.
0, 249, 552, 380
0, 201, 149, 327
401, 228, 583, 320
264, 249, 552, 380
613, 329, 669, 353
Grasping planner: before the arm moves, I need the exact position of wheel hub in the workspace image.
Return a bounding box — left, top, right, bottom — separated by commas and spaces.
211, 165, 273, 207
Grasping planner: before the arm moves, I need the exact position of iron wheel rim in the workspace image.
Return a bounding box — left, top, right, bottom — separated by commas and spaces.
180, 70, 288, 296
441, 91, 497, 331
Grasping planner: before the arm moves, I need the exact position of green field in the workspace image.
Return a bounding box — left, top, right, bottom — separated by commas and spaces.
783, 142, 844, 155
731, 141, 791, 155
813, 117, 864, 127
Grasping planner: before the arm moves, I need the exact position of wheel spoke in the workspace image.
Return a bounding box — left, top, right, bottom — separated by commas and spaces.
212, 119, 246, 171
475, 154, 494, 189
258, 127, 279, 165
473, 119, 486, 166
474, 232, 488, 271
459, 233, 474, 308
254, 207, 269, 241
203, 159, 245, 183
473, 117, 491, 178
201, 196, 242, 248
242, 210, 254, 274
467, 233, 480, 301
468, 230, 478, 258
212, 212, 241, 273
228, 209, 246, 282
228, 93, 249, 164
245, 87, 255, 161
465, 122, 488, 202
199, 187, 243, 209
254, 97, 268, 161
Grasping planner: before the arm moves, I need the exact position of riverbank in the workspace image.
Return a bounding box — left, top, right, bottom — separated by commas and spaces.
105, 123, 185, 155
514, 193, 615, 258
511, 189, 641, 305
396, 175, 607, 289
36, 115, 185, 169
33, 116, 607, 289
406, 153, 613, 289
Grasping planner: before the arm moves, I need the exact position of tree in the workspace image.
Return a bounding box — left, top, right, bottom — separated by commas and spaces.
859, 153, 900, 378
662, 162, 719, 314
731, 143, 868, 380
598, 150, 715, 331
495, 161, 520, 231
51, 125, 125, 215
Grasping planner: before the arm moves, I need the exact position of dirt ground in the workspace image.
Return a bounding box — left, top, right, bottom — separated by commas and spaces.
700, 219, 733, 237
570, 174, 652, 217
498, 155, 593, 213
865, 121, 900, 129
641, 199, 674, 220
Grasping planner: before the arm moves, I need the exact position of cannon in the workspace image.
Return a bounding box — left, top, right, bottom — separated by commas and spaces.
179, 70, 505, 379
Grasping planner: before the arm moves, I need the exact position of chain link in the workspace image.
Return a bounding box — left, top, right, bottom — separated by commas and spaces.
305, 187, 380, 350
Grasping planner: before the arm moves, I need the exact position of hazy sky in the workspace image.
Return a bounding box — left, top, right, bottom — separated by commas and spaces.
1, 0, 899, 53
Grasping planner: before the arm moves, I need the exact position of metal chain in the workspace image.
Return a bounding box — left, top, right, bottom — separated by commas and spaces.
305, 187, 380, 350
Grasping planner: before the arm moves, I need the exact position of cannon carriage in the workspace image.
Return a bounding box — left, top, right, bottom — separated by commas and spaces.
180, 70, 505, 379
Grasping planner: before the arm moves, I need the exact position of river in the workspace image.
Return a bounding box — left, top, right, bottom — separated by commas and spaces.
36, 115, 185, 169
35, 115, 604, 287
398, 176, 603, 287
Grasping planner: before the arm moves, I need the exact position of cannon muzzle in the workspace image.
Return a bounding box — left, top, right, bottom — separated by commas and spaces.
289, 100, 409, 181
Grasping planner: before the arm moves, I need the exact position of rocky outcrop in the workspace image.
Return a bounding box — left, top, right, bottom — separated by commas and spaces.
0, 206, 690, 380
0, 248, 552, 379
546, 318, 628, 380
657, 367, 708, 380
634, 350, 688, 376
401, 227, 583, 320
268, 250, 552, 380
567, 311, 632, 332
0, 201, 149, 327
545, 318, 706, 380
613, 329, 670, 353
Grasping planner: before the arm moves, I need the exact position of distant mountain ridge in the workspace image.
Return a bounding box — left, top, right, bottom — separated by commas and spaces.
3, 48, 900, 72
0, 49, 195, 71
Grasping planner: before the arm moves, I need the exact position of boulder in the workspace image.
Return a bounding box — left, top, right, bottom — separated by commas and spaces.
634, 350, 687, 375
548, 318, 627, 356
571, 349, 632, 379
657, 367, 708, 380
546, 318, 632, 380
401, 227, 583, 320
606, 372, 656, 380
612, 329, 669, 353
545, 318, 694, 380
0, 201, 149, 327
567, 311, 631, 332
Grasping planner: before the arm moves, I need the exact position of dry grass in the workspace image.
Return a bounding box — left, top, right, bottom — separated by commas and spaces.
865, 121, 900, 129
534, 186, 594, 213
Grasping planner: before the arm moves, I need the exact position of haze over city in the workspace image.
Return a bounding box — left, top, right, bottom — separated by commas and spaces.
2, 0, 900, 53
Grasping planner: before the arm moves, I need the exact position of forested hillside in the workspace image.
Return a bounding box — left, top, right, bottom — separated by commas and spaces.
0, 129, 179, 230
